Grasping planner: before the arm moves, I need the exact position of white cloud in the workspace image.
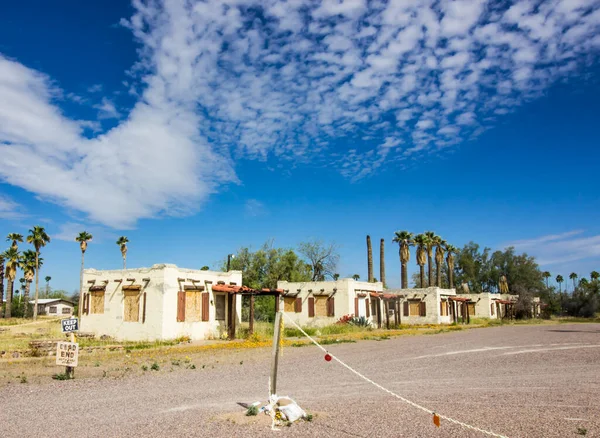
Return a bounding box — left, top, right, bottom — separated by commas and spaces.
52, 221, 117, 243
504, 230, 600, 266
0, 0, 599, 227
244, 199, 266, 218
0, 194, 26, 220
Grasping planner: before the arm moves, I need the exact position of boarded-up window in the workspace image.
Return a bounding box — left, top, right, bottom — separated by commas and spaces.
308, 297, 315, 317
294, 298, 302, 313
327, 297, 335, 317
90, 291, 105, 314
403, 301, 409, 316
284, 297, 296, 312
490, 303, 495, 315
420, 301, 426, 316
202, 292, 209, 321
177, 291, 186, 322
62, 307, 71, 314
371, 300, 378, 317
468, 303, 475, 316
124, 291, 140, 322
366, 299, 370, 318
215, 294, 226, 320
185, 291, 201, 322
440, 301, 448, 316
409, 300, 420, 316
315, 296, 328, 317
354, 297, 359, 316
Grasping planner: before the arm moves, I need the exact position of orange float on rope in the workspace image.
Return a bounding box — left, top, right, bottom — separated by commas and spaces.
433, 413, 441, 427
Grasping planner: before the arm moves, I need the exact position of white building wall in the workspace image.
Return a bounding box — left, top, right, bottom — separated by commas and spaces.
388, 287, 456, 325
277, 279, 384, 328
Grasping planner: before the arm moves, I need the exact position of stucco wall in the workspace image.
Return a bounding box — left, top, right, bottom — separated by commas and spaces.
81, 264, 242, 341
277, 279, 384, 328
387, 287, 456, 325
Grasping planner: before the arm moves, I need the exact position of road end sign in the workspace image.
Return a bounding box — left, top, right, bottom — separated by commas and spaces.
61, 317, 79, 333
56, 342, 79, 367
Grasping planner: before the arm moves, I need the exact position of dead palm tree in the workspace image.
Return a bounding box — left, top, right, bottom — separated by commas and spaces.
424, 231, 436, 287
542, 271, 551, 288
392, 231, 414, 289
20, 250, 41, 317
27, 226, 51, 321
2, 248, 20, 318
76, 231, 93, 318
445, 245, 458, 289
366, 235, 373, 282
117, 236, 129, 269
434, 236, 446, 287
379, 238, 385, 287
414, 234, 428, 288
7, 233, 23, 250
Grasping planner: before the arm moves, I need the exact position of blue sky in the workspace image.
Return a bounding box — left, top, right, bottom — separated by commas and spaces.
1, 0, 600, 293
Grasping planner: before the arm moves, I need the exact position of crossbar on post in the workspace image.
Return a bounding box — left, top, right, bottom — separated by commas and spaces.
270, 311, 283, 396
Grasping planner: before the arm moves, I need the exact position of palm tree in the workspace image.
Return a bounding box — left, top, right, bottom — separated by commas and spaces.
424, 231, 436, 287
591, 271, 600, 282
445, 245, 458, 289
7, 233, 23, 250
366, 235, 373, 282
76, 231, 93, 318
27, 226, 51, 321
20, 250, 41, 317
579, 278, 589, 287
45, 275, 51, 297
0, 254, 4, 317
117, 236, 129, 269
333, 273, 340, 281
414, 234, 428, 288
352, 274, 360, 281
434, 236, 446, 287
542, 271, 551, 288
392, 231, 414, 289
568, 273, 577, 292
2, 248, 21, 318
379, 238, 385, 287
556, 275, 564, 293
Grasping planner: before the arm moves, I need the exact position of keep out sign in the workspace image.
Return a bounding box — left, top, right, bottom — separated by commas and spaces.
56, 342, 79, 367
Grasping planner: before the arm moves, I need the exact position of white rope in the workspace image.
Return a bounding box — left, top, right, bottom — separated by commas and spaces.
283, 313, 508, 438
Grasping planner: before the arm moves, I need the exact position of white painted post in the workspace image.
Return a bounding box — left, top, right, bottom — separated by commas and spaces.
67, 332, 75, 378
270, 312, 282, 396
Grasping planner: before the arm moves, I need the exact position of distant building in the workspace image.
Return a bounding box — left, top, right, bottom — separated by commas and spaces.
385, 287, 457, 325
80, 264, 243, 341
277, 279, 385, 327
30, 298, 74, 316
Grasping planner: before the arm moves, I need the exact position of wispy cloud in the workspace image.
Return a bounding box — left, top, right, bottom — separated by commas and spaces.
87, 84, 103, 93
0, 194, 26, 220
0, 1, 599, 228
93, 97, 121, 119
52, 221, 117, 243
244, 199, 266, 218
504, 230, 600, 266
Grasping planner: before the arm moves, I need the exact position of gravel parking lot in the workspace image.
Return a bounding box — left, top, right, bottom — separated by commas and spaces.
2, 323, 599, 438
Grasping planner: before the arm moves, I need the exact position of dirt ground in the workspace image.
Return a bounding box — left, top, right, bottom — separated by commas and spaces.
1, 322, 599, 437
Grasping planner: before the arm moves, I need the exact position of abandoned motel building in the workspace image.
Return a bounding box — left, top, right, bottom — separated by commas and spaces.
80, 264, 542, 342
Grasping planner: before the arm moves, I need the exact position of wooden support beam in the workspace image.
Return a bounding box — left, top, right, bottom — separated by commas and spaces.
87, 280, 95, 284
113, 279, 122, 283
126, 278, 136, 282
270, 312, 283, 396
142, 278, 150, 282
249, 294, 255, 335
177, 277, 186, 282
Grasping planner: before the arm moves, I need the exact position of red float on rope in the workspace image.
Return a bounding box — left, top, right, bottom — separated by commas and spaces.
324, 353, 332, 362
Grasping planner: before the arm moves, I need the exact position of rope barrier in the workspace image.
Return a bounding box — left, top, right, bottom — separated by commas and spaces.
282, 313, 508, 438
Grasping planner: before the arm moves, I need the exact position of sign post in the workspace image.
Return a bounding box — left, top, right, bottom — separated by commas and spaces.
58, 318, 79, 378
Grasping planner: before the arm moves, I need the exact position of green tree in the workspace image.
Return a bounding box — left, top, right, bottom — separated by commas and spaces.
434, 236, 446, 287
366, 235, 373, 282
424, 231, 436, 287
556, 275, 564, 293
333, 273, 340, 281
445, 245, 458, 289
200, 266, 210, 271
45, 275, 51, 298
414, 234, 428, 288
352, 274, 360, 281
116, 236, 128, 269
76, 231, 93, 318
542, 271, 551, 288
7, 233, 23, 250
591, 271, 600, 282
392, 231, 414, 289
19, 250, 42, 317
0, 254, 4, 317
297, 239, 339, 281
2, 247, 21, 318
569, 273, 578, 292
27, 226, 51, 321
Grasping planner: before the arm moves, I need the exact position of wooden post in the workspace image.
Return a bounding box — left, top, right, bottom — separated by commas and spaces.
274, 293, 280, 315
394, 300, 399, 326
230, 293, 237, 340
376, 298, 382, 328
66, 332, 75, 379
270, 311, 283, 396
249, 294, 255, 335
466, 302, 470, 324
385, 300, 390, 329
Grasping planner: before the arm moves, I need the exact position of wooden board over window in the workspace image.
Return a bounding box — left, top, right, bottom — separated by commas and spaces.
440, 301, 448, 316
409, 300, 420, 316
315, 296, 328, 317
185, 291, 201, 322
468, 303, 476, 316
90, 291, 105, 314
124, 290, 140, 322
284, 297, 296, 312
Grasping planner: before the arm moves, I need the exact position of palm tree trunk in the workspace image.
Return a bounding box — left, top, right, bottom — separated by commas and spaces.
0, 260, 4, 318
33, 251, 40, 320
366, 236, 373, 282
449, 266, 454, 289
427, 255, 433, 287
79, 251, 85, 319
436, 261, 441, 288
419, 266, 425, 288
23, 281, 31, 317
401, 262, 408, 289
123, 255, 126, 270
4, 281, 13, 318
379, 239, 385, 287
